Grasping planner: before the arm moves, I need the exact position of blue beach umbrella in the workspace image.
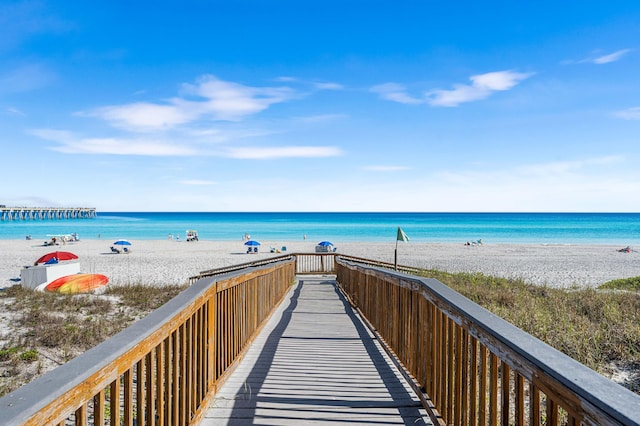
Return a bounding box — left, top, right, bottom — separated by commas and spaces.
113, 239, 132, 246
317, 241, 334, 246
244, 240, 261, 246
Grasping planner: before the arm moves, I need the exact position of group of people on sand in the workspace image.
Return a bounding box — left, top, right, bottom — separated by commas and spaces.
464, 239, 483, 246
618, 246, 635, 253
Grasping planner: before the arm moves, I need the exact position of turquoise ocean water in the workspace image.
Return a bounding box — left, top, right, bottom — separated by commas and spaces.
0, 212, 639, 244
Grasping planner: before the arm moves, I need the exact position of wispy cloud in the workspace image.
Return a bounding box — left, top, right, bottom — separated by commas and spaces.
0, 63, 56, 94
4, 106, 25, 116
313, 82, 344, 90
593, 49, 631, 64
426, 70, 533, 107
179, 179, 217, 185
613, 107, 640, 120
370, 83, 423, 104
371, 71, 532, 107
30, 129, 197, 156
30, 128, 344, 159
224, 146, 343, 159
363, 165, 411, 172
82, 75, 298, 132
565, 49, 633, 65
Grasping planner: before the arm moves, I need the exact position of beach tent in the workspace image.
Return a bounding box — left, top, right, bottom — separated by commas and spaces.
315, 241, 335, 253
244, 240, 260, 253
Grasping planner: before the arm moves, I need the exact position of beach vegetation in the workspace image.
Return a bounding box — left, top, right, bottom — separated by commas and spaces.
418, 269, 640, 392
0, 283, 187, 397
600, 276, 640, 291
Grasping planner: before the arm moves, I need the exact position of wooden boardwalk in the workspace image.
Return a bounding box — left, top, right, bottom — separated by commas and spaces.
202, 277, 432, 425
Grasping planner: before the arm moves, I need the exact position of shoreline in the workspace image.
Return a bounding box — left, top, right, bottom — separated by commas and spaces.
2, 239, 640, 290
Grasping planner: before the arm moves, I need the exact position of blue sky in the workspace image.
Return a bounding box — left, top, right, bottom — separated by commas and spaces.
2, 1, 640, 212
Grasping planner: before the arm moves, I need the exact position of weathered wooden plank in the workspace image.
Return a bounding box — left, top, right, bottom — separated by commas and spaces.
203, 278, 432, 425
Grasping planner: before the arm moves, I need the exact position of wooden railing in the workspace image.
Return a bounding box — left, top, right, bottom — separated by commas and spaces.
3, 253, 639, 425
0, 259, 295, 425
336, 258, 640, 426
294, 253, 336, 274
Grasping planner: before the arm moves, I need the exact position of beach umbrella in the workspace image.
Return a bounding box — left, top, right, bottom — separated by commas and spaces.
244, 240, 261, 246
35, 251, 78, 265
113, 240, 132, 246
317, 241, 334, 246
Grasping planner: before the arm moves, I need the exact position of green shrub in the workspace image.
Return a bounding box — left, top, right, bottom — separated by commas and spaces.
19, 350, 38, 362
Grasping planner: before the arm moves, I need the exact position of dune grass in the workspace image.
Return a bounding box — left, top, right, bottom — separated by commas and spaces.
0, 283, 187, 397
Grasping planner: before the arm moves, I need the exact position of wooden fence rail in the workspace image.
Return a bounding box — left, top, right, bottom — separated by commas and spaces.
335, 258, 640, 426
0, 259, 295, 425
2, 254, 640, 425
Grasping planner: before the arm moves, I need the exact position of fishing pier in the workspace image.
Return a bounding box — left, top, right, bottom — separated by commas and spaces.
1, 254, 639, 425
0, 207, 96, 221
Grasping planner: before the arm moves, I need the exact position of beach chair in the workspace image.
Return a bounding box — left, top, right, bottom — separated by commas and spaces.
110, 246, 121, 254
253, 247, 258, 253
281, 246, 287, 252
123, 247, 131, 254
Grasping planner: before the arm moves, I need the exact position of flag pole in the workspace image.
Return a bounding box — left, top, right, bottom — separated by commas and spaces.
394, 237, 399, 270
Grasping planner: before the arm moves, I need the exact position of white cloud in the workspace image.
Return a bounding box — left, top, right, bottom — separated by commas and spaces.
83, 75, 298, 131
363, 165, 410, 171
565, 49, 633, 65
426, 70, 533, 107
89, 103, 192, 131
225, 146, 343, 159
274, 76, 298, 82
613, 107, 640, 120
593, 49, 631, 64
313, 82, 344, 90
182, 75, 296, 121
30, 129, 197, 156
370, 83, 423, 104
179, 179, 217, 185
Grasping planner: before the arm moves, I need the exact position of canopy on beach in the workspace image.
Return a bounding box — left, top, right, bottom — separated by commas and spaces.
35, 251, 78, 265
317, 241, 334, 247
244, 240, 261, 246
113, 240, 132, 246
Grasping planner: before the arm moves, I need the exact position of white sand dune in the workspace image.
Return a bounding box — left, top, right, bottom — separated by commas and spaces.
2, 239, 640, 289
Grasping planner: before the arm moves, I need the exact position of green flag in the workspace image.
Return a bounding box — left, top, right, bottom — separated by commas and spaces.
397, 227, 409, 242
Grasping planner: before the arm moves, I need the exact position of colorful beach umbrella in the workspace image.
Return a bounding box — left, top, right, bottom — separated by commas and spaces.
113, 240, 132, 246
317, 241, 334, 246
244, 240, 261, 246
35, 251, 78, 265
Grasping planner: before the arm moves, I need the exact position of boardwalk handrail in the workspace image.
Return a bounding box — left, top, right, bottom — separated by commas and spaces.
188, 254, 293, 284
0, 258, 295, 425
336, 258, 640, 426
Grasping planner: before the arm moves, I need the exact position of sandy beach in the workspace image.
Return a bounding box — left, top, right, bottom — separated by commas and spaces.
2, 238, 640, 290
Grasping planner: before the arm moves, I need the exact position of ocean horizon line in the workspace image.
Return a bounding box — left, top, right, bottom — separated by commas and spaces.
1, 211, 638, 245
